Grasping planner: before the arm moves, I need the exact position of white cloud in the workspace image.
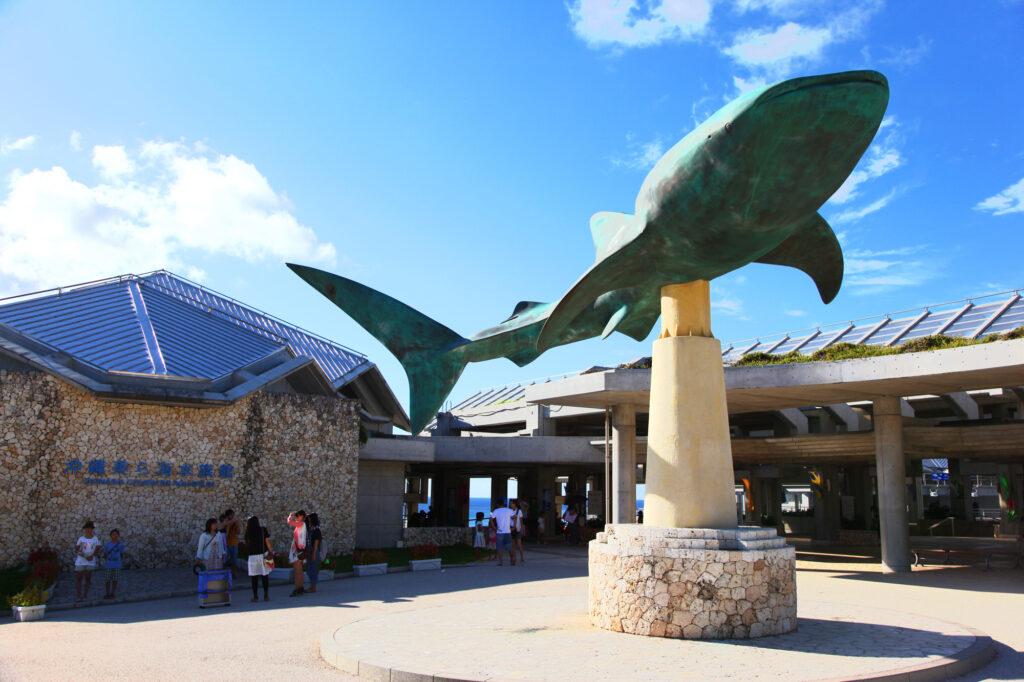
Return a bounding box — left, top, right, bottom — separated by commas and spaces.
829, 120, 904, 205
1, 136, 37, 155
862, 36, 932, 70
92, 145, 136, 179
711, 295, 745, 317
733, 0, 821, 16
69, 131, 82, 151
975, 177, 1024, 216
831, 188, 898, 225
0, 139, 336, 295
723, 1, 881, 80
843, 245, 935, 293
732, 75, 769, 94
569, 0, 711, 48
724, 22, 831, 74
611, 134, 667, 170
784, 309, 806, 316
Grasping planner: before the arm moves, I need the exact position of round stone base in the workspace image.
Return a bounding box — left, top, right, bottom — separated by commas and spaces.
589, 525, 796, 639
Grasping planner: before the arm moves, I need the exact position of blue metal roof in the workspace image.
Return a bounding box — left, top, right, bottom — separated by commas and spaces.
0, 271, 370, 384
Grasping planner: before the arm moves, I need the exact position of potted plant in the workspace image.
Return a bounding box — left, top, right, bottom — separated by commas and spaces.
409, 543, 441, 571
353, 549, 388, 577
8, 585, 47, 621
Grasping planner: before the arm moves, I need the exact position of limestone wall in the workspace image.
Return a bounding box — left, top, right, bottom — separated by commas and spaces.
0, 370, 359, 569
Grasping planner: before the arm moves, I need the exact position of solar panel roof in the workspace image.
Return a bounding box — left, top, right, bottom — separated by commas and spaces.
451, 289, 1023, 412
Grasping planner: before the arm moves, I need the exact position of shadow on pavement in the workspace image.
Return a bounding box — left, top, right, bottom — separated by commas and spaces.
29, 549, 589, 625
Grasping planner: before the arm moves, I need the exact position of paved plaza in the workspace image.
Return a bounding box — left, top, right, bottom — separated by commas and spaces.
1, 544, 1022, 681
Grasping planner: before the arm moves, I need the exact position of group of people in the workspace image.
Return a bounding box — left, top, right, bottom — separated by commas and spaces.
194, 508, 324, 602
474, 499, 528, 566
74, 520, 125, 601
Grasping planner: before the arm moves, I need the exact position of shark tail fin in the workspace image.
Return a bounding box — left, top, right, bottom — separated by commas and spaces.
287, 263, 469, 434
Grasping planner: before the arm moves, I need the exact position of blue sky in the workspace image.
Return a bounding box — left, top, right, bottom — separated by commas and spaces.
1, 1, 1022, 431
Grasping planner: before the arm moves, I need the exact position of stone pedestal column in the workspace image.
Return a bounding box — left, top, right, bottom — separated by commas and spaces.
874, 396, 910, 573
644, 281, 736, 529
612, 404, 637, 524
589, 280, 796, 640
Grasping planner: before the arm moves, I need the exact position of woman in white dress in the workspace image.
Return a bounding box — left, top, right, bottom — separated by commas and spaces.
245, 516, 273, 601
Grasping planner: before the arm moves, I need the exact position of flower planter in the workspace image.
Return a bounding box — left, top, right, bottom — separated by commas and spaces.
12, 605, 45, 622
410, 558, 442, 572
353, 562, 387, 577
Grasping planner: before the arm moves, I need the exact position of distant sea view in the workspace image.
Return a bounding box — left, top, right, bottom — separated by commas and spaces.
419, 496, 646, 526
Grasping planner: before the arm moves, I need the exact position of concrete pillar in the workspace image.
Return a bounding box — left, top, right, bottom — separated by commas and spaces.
490, 476, 508, 507
812, 465, 841, 542
874, 396, 911, 572
612, 403, 637, 524
851, 466, 874, 530
526, 405, 553, 436
645, 281, 736, 529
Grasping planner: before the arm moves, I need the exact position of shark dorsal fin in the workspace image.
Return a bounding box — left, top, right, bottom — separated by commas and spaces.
589, 212, 636, 262
501, 300, 545, 323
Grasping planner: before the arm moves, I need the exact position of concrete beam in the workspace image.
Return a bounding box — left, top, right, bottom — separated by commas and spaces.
900, 399, 915, 418
823, 403, 868, 431
526, 339, 1024, 414
777, 408, 809, 435
941, 391, 981, 420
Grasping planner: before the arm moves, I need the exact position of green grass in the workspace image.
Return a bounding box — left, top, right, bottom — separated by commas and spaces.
731, 328, 1024, 368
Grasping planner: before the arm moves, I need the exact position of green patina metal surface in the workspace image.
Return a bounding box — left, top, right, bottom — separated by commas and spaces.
289, 70, 889, 433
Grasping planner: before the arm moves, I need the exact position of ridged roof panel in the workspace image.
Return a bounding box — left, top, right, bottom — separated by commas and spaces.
0, 271, 371, 383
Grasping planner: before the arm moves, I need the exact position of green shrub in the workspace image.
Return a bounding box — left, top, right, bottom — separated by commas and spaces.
7, 585, 46, 608
353, 549, 387, 565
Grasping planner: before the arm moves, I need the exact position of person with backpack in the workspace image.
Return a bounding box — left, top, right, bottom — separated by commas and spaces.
305, 512, 323, 593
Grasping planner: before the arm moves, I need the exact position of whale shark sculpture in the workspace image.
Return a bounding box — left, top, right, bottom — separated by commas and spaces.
289, 70, 889, 433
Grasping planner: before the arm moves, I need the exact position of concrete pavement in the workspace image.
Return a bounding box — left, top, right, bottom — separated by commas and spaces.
0, 544, 1021, 681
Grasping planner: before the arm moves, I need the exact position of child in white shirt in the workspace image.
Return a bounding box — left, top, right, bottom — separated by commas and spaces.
75, 520, 103, 601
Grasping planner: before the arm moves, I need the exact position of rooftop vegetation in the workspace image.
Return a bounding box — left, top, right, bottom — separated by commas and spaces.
606, 327, 1024, 371
731, 327, 1024, 368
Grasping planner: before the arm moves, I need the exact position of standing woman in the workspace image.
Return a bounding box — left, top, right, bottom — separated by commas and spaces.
510, 499, 526, 564
286, 510, 307, 597
195, 518, 224, 571
305, 513, 322, 594
245, 516, 272, 602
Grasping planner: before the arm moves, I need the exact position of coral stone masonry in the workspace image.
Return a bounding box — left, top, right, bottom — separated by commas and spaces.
0, 370, 359, 569
589, 524, 796, 639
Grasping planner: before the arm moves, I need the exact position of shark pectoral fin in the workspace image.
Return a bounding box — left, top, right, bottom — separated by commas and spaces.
590, 211, 637, 261
538, 232, 646, 353
614, 291, 662, 342
506, 346, 541, 367
755, 213, 844, 304
601, 304, 630, 340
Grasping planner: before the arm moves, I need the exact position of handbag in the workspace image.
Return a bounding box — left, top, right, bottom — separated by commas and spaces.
297, 548, 309, 561
263, 552, 275, 569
